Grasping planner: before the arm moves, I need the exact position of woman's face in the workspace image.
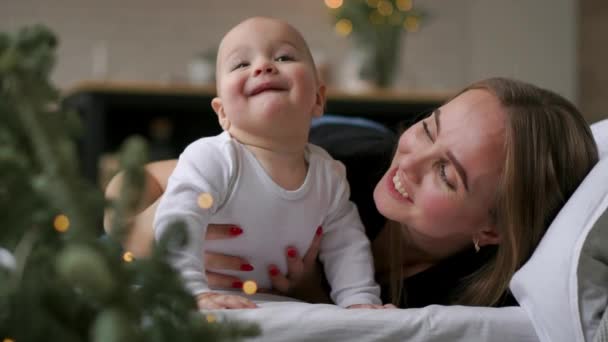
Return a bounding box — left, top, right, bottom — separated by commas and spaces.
373, 89, 507, 250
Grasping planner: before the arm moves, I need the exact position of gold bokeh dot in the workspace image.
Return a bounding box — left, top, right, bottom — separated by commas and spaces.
123, 251, 134, 263
206, 314, 217, 323
403, 16, 420, 32
324, 0, 343, 9
377, 0, 394, 16
335, 19, 353, 36
242, 280, 258, 295
4, 338, 16, 342
53, 214, 70, 233
197, 193, 214, 209
396, 0, 413, 11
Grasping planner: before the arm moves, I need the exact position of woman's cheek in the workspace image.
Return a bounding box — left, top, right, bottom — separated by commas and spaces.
418, 192, 458, 225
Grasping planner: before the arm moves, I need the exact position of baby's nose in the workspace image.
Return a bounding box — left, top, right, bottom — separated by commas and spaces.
254, 62, 277, 76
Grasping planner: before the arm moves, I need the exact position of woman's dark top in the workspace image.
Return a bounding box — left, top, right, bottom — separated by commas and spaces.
309, 116, 517, 308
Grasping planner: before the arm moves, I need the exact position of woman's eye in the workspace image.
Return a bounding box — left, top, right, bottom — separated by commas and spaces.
232, 62, 249, 70
439, 162, 456, 191
275, 55, 294, 62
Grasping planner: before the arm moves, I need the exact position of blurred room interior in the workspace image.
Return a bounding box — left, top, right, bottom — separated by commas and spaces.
2, 0, 606, 187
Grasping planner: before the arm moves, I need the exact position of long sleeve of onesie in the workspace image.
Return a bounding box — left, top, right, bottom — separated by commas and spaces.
153, 137, 236, 296
316, 155, 382, 307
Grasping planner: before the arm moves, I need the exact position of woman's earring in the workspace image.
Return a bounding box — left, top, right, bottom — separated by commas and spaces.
473, 238, 480, 253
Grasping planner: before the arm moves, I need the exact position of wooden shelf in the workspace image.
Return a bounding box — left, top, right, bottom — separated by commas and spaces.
64, 80, 453, 103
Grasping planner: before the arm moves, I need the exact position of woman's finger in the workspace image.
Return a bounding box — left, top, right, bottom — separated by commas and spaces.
285, 246, 304, 279
204, 251, 251, 271
205, 224, 243, 240
268, 264, 291, 293
302, 226, 323, 267
206, 271, 243, 289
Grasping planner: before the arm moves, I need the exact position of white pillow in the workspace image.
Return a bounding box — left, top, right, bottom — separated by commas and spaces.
510, 118, 608, 342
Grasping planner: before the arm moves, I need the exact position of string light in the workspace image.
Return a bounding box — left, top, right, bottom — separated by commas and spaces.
197, 193, 214, 209
396, 0, 413, 11
324, 0, 343, 9
53, 214, 70, 233
403, 16, 420, 32
122, 251, 134, 263
377, 0, 394, 16
242, 280, 258, 295
335, 19, 352, 36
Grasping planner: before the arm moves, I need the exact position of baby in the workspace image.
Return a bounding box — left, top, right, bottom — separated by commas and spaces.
154, 17, 382, 310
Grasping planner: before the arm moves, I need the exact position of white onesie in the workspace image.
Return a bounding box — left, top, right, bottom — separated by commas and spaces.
154, 132, 380, 307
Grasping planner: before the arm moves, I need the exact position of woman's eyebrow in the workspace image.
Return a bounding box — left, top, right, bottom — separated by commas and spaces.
434, 109, 470, 192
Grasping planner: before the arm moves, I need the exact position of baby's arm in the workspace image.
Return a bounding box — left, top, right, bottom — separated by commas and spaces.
318, 161, 382, 308
153, 138, 241, 305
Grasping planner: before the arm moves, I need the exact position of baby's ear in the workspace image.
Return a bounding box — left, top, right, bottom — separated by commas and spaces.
211, 97, 230, 130
312, 83, 326, 118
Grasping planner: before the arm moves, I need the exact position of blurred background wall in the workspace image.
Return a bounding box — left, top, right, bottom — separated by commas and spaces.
1, 0, 605, 122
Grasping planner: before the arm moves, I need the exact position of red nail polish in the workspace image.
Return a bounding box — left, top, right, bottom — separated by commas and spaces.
232, 281, 243, 289
269, 267, 279, 276
316, 226, 323, 236
240, 264, 254, 271
287, 248, 297, 258
229, 226, 243, 236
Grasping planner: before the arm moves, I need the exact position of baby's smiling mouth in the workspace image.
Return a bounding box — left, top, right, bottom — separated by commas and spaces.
248, 80, 288, 96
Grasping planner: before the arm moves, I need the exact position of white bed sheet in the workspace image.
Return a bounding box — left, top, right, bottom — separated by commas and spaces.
209, 295, 539, 342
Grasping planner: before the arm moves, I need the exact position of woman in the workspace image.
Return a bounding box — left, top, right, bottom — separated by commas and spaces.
104, 77, 598, 308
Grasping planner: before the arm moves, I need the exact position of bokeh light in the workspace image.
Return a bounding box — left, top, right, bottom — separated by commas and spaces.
335, 19, 353, 36
197, 193, 214, 209
53, 214, 70, 233
377, 0, 394, 16
242, 280, 258, 295
396, 0, 413, 11
3, 338, 15, 342
325, 0, 343, 9
403, 16, 420, 32
206, 314, 217, 323
123, 251, 134, 263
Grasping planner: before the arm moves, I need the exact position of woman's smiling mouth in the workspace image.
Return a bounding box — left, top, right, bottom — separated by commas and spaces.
388, 168, 413, 203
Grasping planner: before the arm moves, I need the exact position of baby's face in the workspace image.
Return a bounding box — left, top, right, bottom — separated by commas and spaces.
212, 18, 323, 146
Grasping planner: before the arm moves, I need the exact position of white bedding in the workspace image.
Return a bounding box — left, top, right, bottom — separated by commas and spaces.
209, 295, 539, 342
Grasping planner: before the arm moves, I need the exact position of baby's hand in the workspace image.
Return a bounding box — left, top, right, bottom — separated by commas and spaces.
197, 292, 258, 310
347, 303, 398, 309
347, 303, 384, 309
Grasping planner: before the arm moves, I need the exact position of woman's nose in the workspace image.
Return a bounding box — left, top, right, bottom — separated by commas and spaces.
399, 148, 433, 185
253, 61, 277, 76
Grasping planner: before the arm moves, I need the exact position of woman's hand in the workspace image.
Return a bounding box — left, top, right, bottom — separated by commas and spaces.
267, 226, 331, 303
203, 224, 255, 290
204, 224, 330, 303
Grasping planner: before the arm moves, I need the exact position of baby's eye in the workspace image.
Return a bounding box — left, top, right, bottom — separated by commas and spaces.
275, 55, 294, 62
232, 62, 249, 71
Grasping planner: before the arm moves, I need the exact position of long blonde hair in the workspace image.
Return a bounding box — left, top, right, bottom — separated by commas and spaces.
388, 77, 599, 307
